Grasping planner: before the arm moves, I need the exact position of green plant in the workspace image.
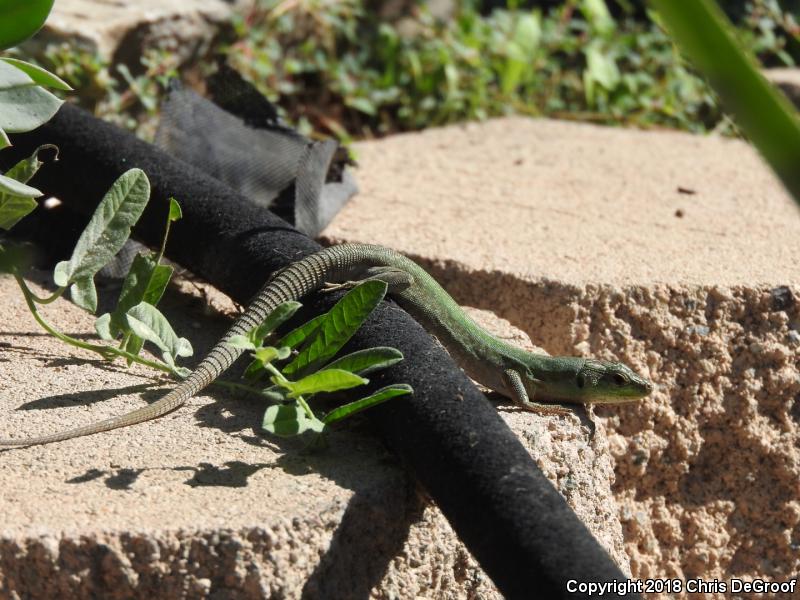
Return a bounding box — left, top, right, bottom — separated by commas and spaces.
228, 281, 412, 438
224, 0, 795, 138
2, 168, 192, 375
0, 0, 70, 224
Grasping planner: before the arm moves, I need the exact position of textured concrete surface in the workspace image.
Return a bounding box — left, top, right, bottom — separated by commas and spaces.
0, 271, 624, 597
323, 117, 800, 597
20, 0, 238, 66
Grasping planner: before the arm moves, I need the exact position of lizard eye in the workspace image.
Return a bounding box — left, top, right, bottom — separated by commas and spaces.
613, 373, 627, 386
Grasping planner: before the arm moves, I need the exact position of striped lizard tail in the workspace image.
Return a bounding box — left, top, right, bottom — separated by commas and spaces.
0, 246, 368, 446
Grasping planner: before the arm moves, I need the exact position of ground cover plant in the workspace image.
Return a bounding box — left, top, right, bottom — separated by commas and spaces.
14, 0, 797, 141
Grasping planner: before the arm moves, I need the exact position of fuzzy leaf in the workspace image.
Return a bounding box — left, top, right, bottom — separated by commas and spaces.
125, 302, 192, 367
283, 280, 387, 377
0, 172, 40, 198
53, 169, 150, 308
0, 85, 62, 133
226, 335, 255, 350
0, 145, 54, 229
262, 404, 325, 437
0, 60, 34, 90
3, 144, 52, 184
0, 58, 71, 91
70, 277, 98, 313
0, 192, 37, 230
106, 252, 173, 339
94, 312, 113, 341
323, 384, 413, 425
282, 369, 368, 399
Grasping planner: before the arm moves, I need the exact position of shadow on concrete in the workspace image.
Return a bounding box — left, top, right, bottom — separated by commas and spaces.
16, 383, 162, 410
176, 461, 272, 488
300, 478, 422, 600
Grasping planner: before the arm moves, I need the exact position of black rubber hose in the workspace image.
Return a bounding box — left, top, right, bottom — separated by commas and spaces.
1, 104, 640, 600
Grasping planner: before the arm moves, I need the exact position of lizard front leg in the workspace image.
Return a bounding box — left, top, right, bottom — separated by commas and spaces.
502, 369, 570, 415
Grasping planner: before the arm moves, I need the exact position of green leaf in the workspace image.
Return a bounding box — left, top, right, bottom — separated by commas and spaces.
582, 0, 615, 36
125, 302, 193, 367
94, 312, 113, 341
323, 384, 413, 425
261, 385, 289, 404
585, 44, 620, 91
0, 58, 71, 91
0, 0, 55, 50
502, 14, 541, 95
0, 192, 37, 230
262, 404, 325, 437
0, 145, 52, 228
346, 96, 377, 116
168, 197, 182, 221
251, 301, 302, 346
0, 60, 35, 90
0, 85, 62, 133
244, 358, 266, 381
96, 252, 173, 353
122, 335, 144, 364
275, 312, 327, 349
226, 335, 255, 350
324, 347, 403, 376
53, 169, 150, 311
0, 242, 33, 274
3, 144, 52, 184
282, 369, 368, 399
109, 255, 173, 337
70, 277, 98, 314
254, 346, 291, 364
0, 172, 40, 198
283, 280, 387, 377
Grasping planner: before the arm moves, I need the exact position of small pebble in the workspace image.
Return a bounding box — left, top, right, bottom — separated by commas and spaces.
686, 325, 709, 336
771, 286, 794, 312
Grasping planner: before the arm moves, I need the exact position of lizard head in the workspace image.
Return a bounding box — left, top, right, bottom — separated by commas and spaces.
573, 359, 653, 403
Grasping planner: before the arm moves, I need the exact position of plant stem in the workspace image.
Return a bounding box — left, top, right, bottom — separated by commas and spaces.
29, 285, 66, 304
14, 274, 175, 375
265, 362, 315, 419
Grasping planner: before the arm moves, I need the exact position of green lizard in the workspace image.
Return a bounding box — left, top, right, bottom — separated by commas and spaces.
0, 244, 652, 446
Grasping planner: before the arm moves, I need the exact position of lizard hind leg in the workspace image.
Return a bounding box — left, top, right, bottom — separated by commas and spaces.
502, 368, 570, 416
322, 266, 415, 294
